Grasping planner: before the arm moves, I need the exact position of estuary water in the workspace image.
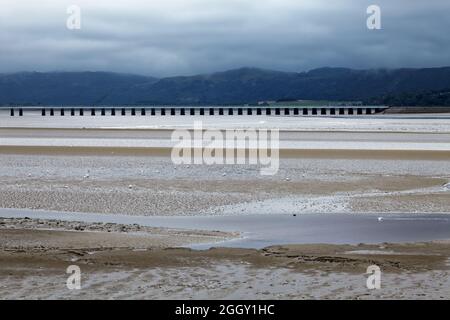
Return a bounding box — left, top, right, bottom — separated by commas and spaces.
1, 208, 449, 249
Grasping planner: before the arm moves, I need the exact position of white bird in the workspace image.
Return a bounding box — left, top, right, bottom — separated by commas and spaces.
377, 217, 383, 222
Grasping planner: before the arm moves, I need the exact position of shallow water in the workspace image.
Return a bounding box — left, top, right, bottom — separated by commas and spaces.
1, 208, 449, 249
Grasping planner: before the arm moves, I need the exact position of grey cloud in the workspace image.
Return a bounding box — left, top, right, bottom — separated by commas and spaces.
1, 0, 450, 77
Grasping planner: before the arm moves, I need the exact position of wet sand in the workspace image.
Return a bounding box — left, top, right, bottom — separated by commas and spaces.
1, 126, 450, 159
0, 217, 235, 248
0, 225, 449, 299
0, 116, 449, 299
1, 145, 450, 161
0, 152, 448, 215
0, 153, 449, 300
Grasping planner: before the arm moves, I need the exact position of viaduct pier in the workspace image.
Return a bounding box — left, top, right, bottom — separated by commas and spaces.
4, 106, 388, 117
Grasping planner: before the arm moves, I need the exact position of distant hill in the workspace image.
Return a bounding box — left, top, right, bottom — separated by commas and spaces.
365, 88, 450, 106
0, 72, 157, 105
2, 67, 450, 105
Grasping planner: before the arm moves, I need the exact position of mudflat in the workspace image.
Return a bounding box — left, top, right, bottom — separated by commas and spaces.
1, 223, 449, 299
0, 117, 449, 299
0, 152, 448, 215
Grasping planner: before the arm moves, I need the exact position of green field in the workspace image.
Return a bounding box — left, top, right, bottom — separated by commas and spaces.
267, 100, 362, 107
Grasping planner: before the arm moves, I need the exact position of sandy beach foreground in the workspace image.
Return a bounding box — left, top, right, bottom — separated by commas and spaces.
0, 115, 449, 299
1, 218, 449, 299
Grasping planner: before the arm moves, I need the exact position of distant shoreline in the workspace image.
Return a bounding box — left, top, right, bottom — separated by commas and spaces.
386, 106, 450, 113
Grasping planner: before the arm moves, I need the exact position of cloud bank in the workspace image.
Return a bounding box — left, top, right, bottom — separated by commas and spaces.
1, 0, 449, 76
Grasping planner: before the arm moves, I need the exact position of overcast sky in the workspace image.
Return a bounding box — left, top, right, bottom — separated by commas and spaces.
1, 0, 449, 77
